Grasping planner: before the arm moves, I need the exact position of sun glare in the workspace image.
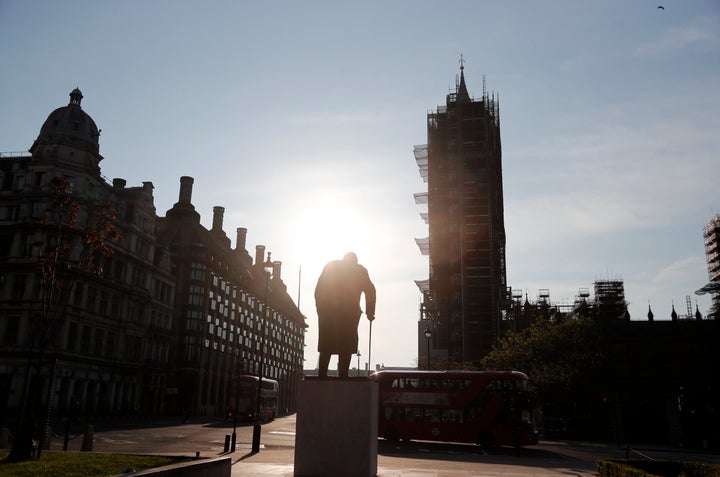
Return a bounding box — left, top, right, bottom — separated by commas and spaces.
288, 195, 374, 268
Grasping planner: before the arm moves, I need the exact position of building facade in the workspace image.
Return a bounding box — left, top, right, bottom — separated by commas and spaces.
158, 177, 306, 416
700, 214, 720, 319
415, 65, 508, 365
0, 89, 306, 436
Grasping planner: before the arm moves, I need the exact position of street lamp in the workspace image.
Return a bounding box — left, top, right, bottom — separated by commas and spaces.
230, 356, 239, 452
424, 327, 432, 370
252, 252, 274, 453
356, 350, 362, 377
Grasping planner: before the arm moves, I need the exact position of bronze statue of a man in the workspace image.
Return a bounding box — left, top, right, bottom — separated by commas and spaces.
314, 252, 376, 378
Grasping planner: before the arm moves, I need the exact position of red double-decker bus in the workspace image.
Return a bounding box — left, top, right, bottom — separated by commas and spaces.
226, 375, 279, 421
370, 370, 541, 447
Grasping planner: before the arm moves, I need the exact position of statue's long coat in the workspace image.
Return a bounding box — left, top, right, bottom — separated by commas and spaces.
314, 259, 376, 354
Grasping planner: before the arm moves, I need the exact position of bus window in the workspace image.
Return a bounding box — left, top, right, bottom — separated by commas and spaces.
441, 408, 463, 423
423, 408, 440, 422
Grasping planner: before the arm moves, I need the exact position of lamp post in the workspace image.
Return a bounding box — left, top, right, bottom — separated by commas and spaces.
424, 327, 432, 370
230, 288, 241, 453
252, 252, 274, 453
230, 357, 239, 452
356, 350, 362, 377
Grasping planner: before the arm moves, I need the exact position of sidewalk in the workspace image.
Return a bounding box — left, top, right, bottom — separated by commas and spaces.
226, 443, 601, 477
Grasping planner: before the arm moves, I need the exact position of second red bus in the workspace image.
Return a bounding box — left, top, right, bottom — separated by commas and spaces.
226, 375, 279, 422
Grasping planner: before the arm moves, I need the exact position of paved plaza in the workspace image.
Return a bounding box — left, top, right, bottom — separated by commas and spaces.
51, 414, 718, 477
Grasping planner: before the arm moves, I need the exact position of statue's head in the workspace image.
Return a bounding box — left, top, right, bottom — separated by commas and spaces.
342, 252, 358, 264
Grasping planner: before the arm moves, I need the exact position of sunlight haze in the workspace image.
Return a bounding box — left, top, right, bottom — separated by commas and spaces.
1, 0, 718, 369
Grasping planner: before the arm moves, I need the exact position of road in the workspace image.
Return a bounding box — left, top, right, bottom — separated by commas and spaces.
59, 415, 295, 455
53, 414, 719, 477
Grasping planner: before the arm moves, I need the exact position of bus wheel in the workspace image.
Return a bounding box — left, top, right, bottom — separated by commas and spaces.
476, 431, 493, 448
384, 427, 400, 442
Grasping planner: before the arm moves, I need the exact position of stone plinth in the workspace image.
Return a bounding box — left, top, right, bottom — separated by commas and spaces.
294, 378, 378, 477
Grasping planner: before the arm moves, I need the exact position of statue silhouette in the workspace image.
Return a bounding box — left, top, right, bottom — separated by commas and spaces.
314, 252, 376, 378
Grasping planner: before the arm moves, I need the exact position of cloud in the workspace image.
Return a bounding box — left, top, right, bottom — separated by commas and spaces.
507, 90, 719, 247
287, 110, 395, 125
633, 16, 720, 57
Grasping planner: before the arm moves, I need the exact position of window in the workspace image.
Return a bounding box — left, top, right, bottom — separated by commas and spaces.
114, 261, 125, 282
106, 332, 116, 357
99, 292, 109, 315
86, 287, 97, 311
110, 295, 120, 317
32, 171, 45, 188
94, 329, 104, 355
3, 316, 20, 346
12, 275, 26, 301
13, 175, 25, 191
80, 325, 91, 353
72, 282, 85, 306
67, 322, 78, 351
0, 234, 12, 256
6, 205, 20, 221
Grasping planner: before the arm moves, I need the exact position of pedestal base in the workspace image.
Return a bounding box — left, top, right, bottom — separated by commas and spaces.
294, 378, 378, 477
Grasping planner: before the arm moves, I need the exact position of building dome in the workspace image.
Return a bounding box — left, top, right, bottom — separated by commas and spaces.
33, 88, 100, 155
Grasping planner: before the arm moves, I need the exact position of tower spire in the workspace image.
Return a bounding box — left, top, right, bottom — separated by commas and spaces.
457, 54, 470, 102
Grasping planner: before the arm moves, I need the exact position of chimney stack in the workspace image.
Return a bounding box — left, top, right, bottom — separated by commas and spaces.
212, 206, 225, 232
255, 245, 265, 268
236, 228, 247, 251
272, 261, 282, 281
178, 176, 194, 204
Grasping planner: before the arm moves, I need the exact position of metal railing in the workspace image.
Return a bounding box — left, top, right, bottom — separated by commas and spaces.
0, 151, 31, 158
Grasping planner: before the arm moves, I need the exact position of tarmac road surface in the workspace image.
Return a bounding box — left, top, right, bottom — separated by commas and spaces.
54, 414, 718, 477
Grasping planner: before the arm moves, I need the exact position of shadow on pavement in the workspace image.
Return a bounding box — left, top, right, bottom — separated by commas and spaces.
378, 439, 595, 471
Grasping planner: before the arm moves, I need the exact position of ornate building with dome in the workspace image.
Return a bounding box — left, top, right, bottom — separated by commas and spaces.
0, 89, 306, 442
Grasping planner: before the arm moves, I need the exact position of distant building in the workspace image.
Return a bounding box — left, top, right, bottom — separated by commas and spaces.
414, 63, 507, 365
0, 89, 175, 418
504, 280, 628, 333
700, 214, 720, 319
0, 89, 306, 429
501, 280, 719, 446
158, 178, 306, 416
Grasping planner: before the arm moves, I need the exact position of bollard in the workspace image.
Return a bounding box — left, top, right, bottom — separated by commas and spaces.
81, 425, 94, 452
223, 434, 230, 453
195, 451, 200, 460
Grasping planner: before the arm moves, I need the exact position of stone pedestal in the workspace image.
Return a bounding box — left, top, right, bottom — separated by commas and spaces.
294, 378, 378, 477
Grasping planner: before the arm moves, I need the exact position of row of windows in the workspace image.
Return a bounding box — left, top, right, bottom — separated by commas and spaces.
65, 321, 169, 363
390, 378, 472, 390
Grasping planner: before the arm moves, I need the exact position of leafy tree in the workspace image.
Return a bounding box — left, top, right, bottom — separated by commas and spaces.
481, 314, 604, 390
481, 314, 608, 438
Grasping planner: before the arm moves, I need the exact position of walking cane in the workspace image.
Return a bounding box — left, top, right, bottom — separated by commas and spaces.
368, 318, 373, 375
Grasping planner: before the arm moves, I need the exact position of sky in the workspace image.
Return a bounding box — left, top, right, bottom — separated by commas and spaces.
1, 1, 719, 370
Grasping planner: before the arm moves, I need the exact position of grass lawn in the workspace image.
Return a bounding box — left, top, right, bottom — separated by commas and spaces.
0, 451, 192, 477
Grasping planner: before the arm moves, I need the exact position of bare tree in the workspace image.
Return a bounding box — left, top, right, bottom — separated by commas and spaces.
7, 177, 120, 462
